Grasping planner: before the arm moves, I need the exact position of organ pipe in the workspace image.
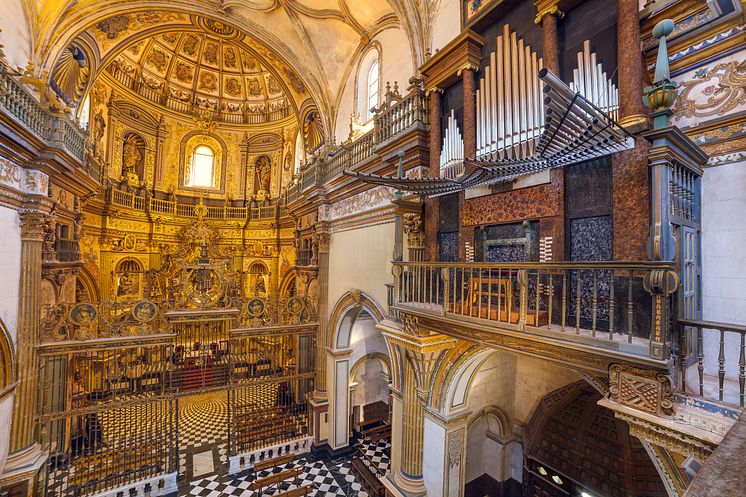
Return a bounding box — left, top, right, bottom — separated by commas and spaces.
439, 110, 464, 179
570, 40, 619, 121
477, 24, 544, 161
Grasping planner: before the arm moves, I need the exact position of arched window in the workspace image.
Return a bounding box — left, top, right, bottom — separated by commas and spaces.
366, 59, 379, 120
187, 145, 215, 187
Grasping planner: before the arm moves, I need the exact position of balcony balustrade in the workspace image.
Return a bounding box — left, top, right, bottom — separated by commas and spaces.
106, 185, 285, 221
678, 319, 746, 408
392, 260, 746, 409
285, 83, 429, 204
392, 260, 678, 354
0, 68, 100, 179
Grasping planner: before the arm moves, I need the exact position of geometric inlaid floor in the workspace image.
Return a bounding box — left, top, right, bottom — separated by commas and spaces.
181, 391, 392, 496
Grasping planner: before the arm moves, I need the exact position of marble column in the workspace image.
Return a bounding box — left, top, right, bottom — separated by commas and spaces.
459, 67, 478, 261
540, 11, 561, 75
425, 89, 443, 262
8, 211, 45, 457
617, 0, 648, 129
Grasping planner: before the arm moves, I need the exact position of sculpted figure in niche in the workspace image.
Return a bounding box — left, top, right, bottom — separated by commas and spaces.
254, 156, 272, 195
121, 133, 145, 183
117, 271, 137, 296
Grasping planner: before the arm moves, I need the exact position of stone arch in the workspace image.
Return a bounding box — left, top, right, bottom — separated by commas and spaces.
76, 266, 101, 302
350, 351, 391, 381
464, 405, 517, 493
434, 346, 497, 416
0, 319, 15, 392
523, 382, 668, 497
278, 268, 298, 298
326, 290, 388, 450
327, 290, 385, 351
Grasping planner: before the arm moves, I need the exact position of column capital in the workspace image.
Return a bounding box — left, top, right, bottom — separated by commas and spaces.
19, 211, 47, 242
534, 1, 564, 24
456, 63, 480, 77
426, 86, 445, 96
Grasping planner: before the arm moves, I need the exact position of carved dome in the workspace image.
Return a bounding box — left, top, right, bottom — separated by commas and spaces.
104, 24, 302, 125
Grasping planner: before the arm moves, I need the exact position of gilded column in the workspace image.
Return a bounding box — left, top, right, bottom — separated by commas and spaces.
386, 317, 455, 495
617, 0, 647, 129
313, 222, 331, 399
9, 211, 46, 454
535, 1, 563, 75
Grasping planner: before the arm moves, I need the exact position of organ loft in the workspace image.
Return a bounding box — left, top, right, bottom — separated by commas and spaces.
0, 1, 744, 497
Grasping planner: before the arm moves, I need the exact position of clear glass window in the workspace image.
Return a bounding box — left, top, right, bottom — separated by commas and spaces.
367, 60, 379, 120
187, 145, 215, 187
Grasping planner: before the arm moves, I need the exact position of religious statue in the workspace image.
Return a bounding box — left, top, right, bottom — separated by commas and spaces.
117, 271, 136, 296
122, 134, 143, 183
255, 156, 272, 193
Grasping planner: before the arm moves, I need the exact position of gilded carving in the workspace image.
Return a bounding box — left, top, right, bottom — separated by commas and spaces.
674, 59, 746, 121
615, 411, 715, 462
20, 211, 47, 241
609, 364, 674, 416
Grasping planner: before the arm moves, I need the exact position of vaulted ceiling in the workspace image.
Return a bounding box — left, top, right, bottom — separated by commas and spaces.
22, 0, 444, 136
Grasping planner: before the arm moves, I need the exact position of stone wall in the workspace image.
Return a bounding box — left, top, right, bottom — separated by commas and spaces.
701, 160, 746, 377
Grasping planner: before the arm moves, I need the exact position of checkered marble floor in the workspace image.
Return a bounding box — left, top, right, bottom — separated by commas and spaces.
355, 436, 391, 476
188, 455, 370, 497
178, 392, 229, 477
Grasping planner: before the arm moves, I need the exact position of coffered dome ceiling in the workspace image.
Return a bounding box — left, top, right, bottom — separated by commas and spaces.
106, 26, 300, 124
29, 1, 442, 133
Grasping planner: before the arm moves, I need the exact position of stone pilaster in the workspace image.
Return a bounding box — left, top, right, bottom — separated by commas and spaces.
617, 0, 648, 130
382, 315, 456, 496
9, 212, 45, 453
313, 221, 331, 400
4, 212, 47, 487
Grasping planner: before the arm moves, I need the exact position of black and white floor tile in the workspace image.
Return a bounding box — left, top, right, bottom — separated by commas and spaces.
188, 455, 360, 497
178, 392, 229, 479
355, 436, 391, 476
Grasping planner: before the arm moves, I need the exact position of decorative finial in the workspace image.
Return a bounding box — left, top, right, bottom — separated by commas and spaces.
194, 196, 208, 220
395, 149, 405, 200
643, 19, 677, 129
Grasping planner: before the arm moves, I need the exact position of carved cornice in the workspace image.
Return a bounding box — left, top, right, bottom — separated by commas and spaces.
419, 30, 484, 93
613, 409, 716, 462
396, 306, 670, 375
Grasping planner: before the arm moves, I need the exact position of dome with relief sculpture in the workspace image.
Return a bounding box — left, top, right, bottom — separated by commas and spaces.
103, 19, 306, 125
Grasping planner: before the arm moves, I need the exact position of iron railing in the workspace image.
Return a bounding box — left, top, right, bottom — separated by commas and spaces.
392, 261, 677, 357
